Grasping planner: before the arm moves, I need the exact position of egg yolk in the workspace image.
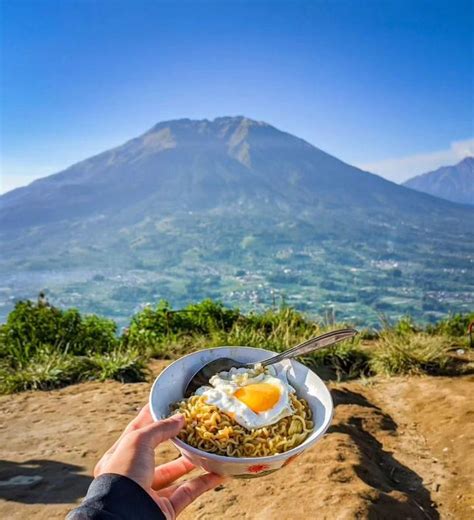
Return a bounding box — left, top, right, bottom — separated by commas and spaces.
234, 383, 280, 413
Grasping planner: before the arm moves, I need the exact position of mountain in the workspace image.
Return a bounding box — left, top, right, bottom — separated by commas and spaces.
1, 117, 469, 227
403, 157, 474, 205
1, 116, 473, 327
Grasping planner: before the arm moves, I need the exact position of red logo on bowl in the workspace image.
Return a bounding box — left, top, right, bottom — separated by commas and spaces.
247, 464, 270, 474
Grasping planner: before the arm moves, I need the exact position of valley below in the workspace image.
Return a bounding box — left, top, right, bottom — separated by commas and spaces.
1, 211, 472, 328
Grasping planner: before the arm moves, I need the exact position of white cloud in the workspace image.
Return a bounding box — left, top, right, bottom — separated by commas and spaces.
358, 137, 474, 183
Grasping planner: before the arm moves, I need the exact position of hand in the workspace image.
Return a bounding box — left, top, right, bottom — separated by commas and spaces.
94, 404, 225, 519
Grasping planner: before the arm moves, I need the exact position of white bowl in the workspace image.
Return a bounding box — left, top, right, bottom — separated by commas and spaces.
149, 346, 333, 478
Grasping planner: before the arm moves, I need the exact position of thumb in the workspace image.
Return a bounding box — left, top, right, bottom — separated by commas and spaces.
136, 414, 185, 448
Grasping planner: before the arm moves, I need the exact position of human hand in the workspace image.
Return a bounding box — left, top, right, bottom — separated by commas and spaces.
94, 404, 225, 519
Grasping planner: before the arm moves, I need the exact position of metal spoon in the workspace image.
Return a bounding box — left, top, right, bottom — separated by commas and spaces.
184, 327, 358, 397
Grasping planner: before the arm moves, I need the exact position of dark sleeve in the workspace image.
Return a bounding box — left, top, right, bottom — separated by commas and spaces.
66, 473, 166, 520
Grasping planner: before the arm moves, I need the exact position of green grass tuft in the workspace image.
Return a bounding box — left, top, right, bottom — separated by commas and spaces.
89, 348, 147, 383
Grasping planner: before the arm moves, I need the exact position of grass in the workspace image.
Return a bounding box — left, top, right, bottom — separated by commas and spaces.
0, 300, 147, 394
0, 350, 87, 393
0, 299, 472, 394
168, 315, 371, 382
369, 313, 473, 376
0, 347, 146, 394
88, 348, 147, 383
370, 331, 454, 376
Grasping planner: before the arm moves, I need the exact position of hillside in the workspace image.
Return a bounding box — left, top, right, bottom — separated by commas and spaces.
403, 157, 474, 205
1, 117, 473, 326
1, 366, 473, 519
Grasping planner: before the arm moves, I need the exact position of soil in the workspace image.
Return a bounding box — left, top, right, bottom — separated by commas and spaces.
1, 361, 472, 520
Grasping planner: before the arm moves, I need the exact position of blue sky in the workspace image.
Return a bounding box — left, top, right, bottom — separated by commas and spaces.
1, 0, 473, 192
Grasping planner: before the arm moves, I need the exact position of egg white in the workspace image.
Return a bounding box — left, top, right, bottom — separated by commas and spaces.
195, 365, 295, 430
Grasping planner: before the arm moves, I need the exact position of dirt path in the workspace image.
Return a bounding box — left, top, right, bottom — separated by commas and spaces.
0, 363, 472, 519
371, 376, 474, 519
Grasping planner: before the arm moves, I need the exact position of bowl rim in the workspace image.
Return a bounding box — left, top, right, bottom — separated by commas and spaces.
149, 346, 334, 464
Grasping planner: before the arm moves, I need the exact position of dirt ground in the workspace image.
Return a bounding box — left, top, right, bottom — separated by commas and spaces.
1, 361, 473, 520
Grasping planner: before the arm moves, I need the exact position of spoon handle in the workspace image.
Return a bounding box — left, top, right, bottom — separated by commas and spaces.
259, 328, 358, 368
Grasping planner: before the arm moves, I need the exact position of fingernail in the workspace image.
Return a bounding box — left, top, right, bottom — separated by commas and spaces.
169, 413, 185, 424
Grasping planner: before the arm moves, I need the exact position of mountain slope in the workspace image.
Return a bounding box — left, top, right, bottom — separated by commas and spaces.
1, 117, 473, 326
403, 157, 474, 205
1, 116, 469, 228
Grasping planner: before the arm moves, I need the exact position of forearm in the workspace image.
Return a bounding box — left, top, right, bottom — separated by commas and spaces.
67, 473, 166, 520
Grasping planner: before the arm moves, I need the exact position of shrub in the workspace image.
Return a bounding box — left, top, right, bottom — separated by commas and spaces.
426, 313, 474, 338
0, 300, 144, 393
1, 297, 472, 394
0, 300, 118, 364
125, 299, 241, 351
126, 303, 367, 378
305, 342, 372, 380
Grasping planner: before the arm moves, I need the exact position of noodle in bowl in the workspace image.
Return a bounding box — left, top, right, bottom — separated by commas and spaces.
149, 346, 334, 477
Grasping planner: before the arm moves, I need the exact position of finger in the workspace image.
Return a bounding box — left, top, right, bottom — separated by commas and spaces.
156, 482, 180, 499
158, 473, 225, 502
103, 404, 153, 454
155, 470, 209, 500
133, 414, 184, 448
118, 404, 154, 441
107, 405, 154, 452
169, 473, 226, 516
152, 457, 196, 490
94, 405, 155, 477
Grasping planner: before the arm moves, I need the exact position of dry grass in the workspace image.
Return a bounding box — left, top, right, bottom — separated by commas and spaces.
370, 331, 458, 376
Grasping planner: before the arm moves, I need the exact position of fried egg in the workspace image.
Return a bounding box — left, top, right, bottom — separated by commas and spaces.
195, 364, 295, 429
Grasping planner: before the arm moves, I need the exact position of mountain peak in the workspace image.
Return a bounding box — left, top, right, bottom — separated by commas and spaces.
213, 115, 268, 126
2, 116, 471, 229
148, 115, 268, 134
403, 156, 474, 205
458, 156, 473, 167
